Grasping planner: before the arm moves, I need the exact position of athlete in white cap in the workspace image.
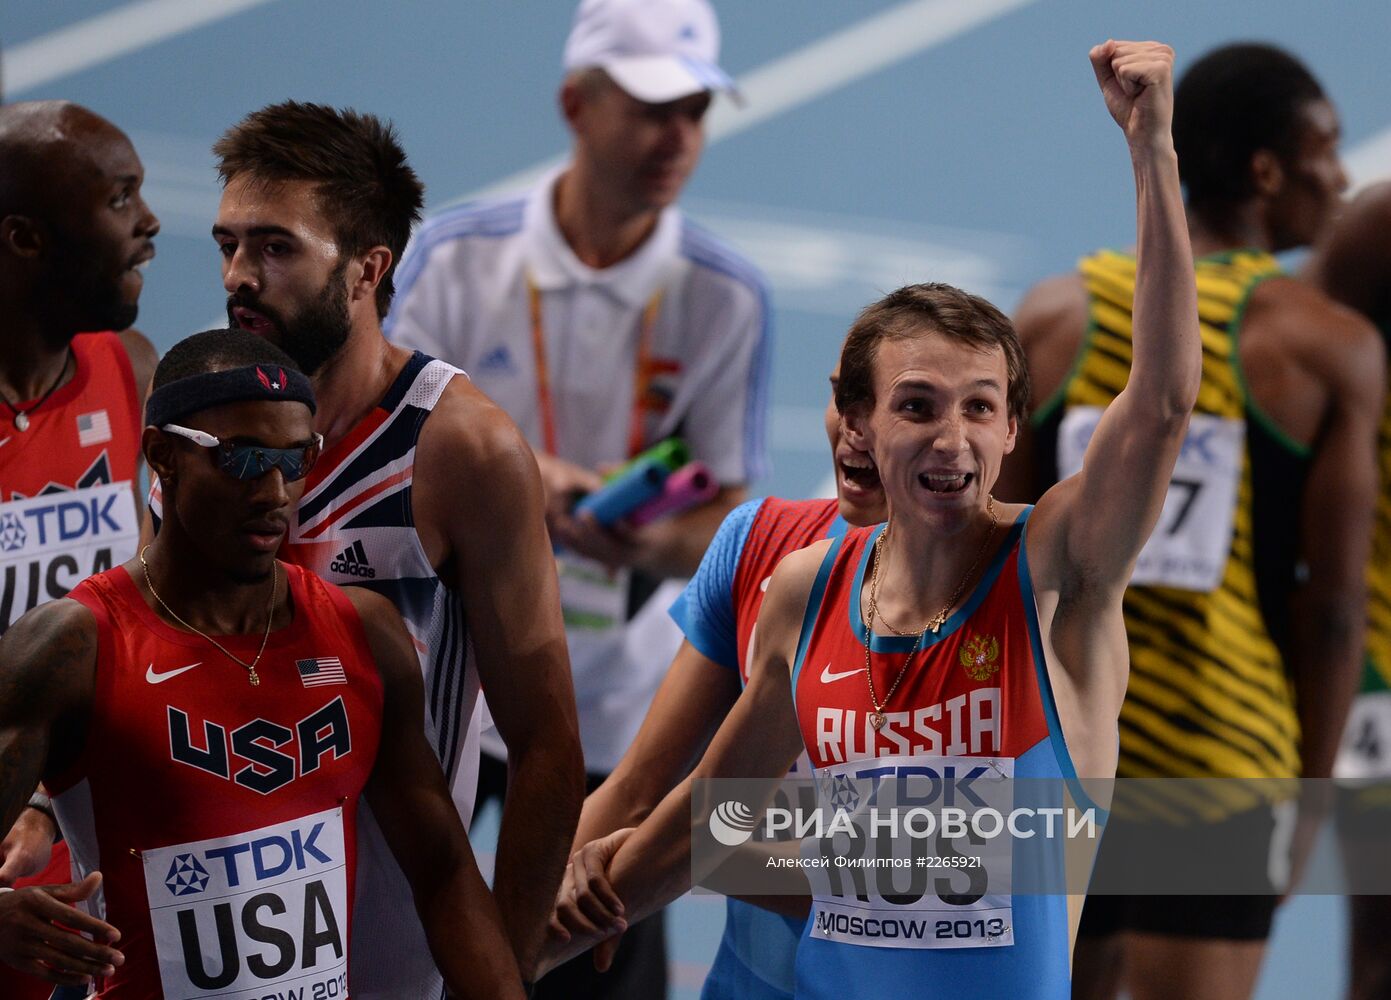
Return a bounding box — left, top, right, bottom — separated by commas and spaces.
388, 4, 769, 993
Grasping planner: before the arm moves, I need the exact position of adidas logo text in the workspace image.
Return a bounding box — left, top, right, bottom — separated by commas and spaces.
329, 539, 376, 579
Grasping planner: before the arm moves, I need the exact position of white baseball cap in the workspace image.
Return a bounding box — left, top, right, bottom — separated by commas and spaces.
563, 0, 741, 105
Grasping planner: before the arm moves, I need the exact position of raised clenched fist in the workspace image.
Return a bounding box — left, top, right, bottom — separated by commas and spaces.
1090, 39, 1176, 149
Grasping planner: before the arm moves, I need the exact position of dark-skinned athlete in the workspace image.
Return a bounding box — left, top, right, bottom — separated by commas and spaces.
997, 42, 1383, 1000
1305, 180, 1391, 1000
0, 329, 524, 999
0, 99, 159, 1000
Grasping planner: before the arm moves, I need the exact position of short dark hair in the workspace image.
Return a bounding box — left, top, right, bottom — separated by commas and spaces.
1174, 43, 1326, 207
154, 328, 303, 389
213, 101, 425, 319
835, 283, 1030, 422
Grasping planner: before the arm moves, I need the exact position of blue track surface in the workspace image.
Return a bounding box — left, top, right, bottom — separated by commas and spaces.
8, 2, 1387, 994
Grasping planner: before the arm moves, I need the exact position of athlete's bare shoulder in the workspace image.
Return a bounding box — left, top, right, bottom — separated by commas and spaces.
0, 598, 98, 693
763, 540, 833, 626
116, 327, 158, 399
417, 375, 536, 492
751, 538, 833, 679
408, 373, 540, 528
1245, 276, 1383, 387
1013, 273, 1089, 404
338, 585, 418, 689
408, 371, 549, 577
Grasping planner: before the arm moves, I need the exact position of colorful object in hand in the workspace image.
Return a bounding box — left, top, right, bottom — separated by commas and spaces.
627, 462, 718, 527
602, 437, 691, 483
572, 457, 669, 525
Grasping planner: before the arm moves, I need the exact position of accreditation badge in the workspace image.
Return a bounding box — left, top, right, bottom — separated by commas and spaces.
556, 553, 629, 635
141, 807, 349, 999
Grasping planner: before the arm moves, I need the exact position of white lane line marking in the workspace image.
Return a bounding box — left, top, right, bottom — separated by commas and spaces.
452, 0, 1037, 205
1347, 126, 1391, 193
703, 0, 1036, 144
4, 0, 282, 96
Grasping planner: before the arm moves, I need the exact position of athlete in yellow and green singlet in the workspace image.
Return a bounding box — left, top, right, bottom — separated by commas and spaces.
997, 42, 1385, 1000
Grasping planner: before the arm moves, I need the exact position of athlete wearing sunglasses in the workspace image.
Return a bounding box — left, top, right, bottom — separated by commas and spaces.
0, 329, 525, 996
160, 423, 323, 482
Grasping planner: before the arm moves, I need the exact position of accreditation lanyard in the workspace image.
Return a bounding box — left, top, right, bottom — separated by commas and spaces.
527, 277, 664, 459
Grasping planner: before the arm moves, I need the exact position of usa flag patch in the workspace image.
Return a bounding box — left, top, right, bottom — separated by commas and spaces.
296, 656, 346, 688
77, 410, 111, 447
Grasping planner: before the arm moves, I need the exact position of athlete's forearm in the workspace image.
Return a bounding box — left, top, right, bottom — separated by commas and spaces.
494, 739, 584, 975
1288, 594, 1365, 780
604, 671, 803, 927
540, 774, 699, 975
419, 844, 526, 1000
608, 774, 701, 924
1126, 143, 1201, 420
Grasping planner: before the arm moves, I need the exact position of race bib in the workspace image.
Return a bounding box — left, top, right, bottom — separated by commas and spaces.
1058, 407, 1243, 591
1336, 692, 1391, 781
0, 482, 138, 629
141, 807, 349, 1000
806, 753, 1014, 951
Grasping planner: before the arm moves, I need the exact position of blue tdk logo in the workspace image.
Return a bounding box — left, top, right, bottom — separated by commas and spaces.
21, 495, 122, 545
166, 853, 211, 896
0, 513, 25, 552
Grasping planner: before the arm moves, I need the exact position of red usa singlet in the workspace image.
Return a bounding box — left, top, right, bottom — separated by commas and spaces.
0, 332, 143, 1000
52, 562, 383, 999
0, 332, 143, 632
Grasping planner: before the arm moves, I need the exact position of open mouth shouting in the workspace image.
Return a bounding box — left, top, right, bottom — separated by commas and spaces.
838, 453, 881, 498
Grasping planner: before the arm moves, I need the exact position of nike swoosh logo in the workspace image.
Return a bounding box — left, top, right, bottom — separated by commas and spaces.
820, 664, 864, 684
0, 438, 9, 449
146, 661, 204, 684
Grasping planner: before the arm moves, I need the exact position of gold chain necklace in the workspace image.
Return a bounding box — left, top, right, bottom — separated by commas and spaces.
862, 496, 999, 731
139, 546, 278, 686
873, 494, 998, 635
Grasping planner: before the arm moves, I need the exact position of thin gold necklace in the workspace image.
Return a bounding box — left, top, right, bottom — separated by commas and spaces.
873, 494, 998, 635
139, 546, 278, 687
862, 496, 999, 731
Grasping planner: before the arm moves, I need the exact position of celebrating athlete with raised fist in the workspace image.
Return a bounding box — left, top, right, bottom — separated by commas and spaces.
540, 40, 1199, 999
